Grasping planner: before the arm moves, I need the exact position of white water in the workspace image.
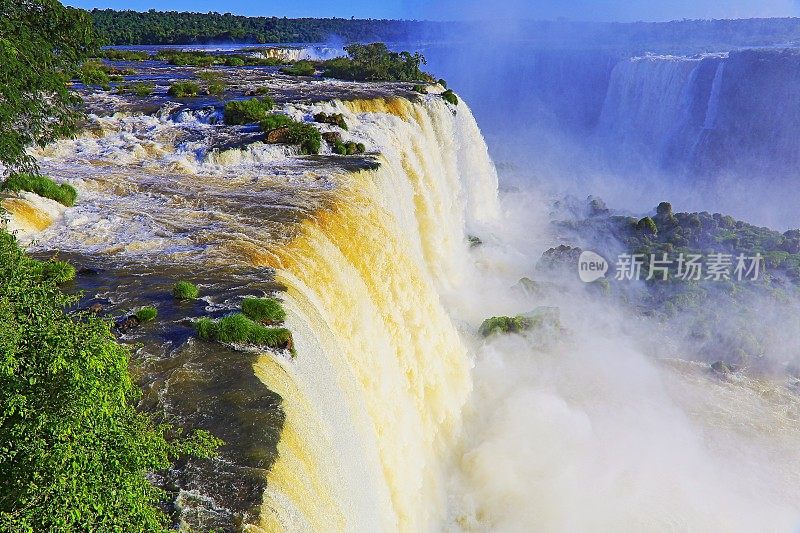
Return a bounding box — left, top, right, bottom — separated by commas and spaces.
21, 85, 800, 531
249, 95, 800, 531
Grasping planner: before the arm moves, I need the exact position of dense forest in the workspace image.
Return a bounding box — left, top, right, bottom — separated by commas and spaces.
91, 9, 800, 52
90, 9, 426, 44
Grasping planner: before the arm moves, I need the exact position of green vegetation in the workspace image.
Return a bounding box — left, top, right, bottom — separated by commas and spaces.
479, 307, 561, 337
135, 306, 158, 322
280, 60, 316, 76
154, 49, 283, 67
321, 43, 428, 82
242, 297, 286, 323
224, 98, 276, 125
412, 84, 428, 94
0, 0, 97, 175
2, 173, 78, 207
131, 82, 155, 96
198, 70, 226, 96
101, 49, 150, 61
196, 313, 293, 351
636, 216, 658, 234
90, 9, 417, 45
38, 259, 77, 284
254, 87, 272, 96
78, 60, 111, 90
285, 122, 322, 155
437, 78, 447, 88
260, 113, 295, 132
313, 112, 348, 130
167, 80, 201, 97
172, 280, 199, 300
441, 89, 459, 106
0, 229, 221, 530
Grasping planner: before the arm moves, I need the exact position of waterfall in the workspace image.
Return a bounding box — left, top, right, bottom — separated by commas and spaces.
702, 62, 725, 130
250, 96, 499, 531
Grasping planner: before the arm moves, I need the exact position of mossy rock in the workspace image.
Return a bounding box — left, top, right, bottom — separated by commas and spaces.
479, 306, 560, 337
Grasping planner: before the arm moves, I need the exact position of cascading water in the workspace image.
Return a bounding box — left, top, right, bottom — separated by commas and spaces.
251, 96, 499, 531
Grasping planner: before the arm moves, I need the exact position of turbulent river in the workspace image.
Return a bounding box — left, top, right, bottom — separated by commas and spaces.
8, 54, 800, 531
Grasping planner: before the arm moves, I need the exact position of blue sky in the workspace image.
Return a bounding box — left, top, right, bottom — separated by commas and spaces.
64, 0, 799, 21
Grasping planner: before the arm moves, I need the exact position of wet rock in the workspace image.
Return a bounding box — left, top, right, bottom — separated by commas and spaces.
710, 360, 734, 375
536, 244, 582, 272
78, 267, 99, 276
116, 315, 141, 334
467, 235, 482, 248
321, 131, 342, 144
265, 126, 290, 144
88, 303, 104, 314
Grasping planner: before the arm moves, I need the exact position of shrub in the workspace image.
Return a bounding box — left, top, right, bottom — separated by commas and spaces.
102, 49, 150, 61
39, 260, 76, 284
333, 141, 347, 155
313, 112, 348, 130
224, 98, 275, 125
254, 87, 271, 96
78, 60, 111, 90
224, 56, 246, 67
637, 216, 658, 235
131, 82, 154, 97
321, 43, 427, 82
172, 281, 199, 300
437, 78, 447, 88
260, 113, 294, 132
0, 229, 221, 531
208, 81, 226, 96
441, 89, 459, 106
167, 81, 200, 97
479, 315, 529, 337
2, 173, 78, 206
280, 60, 316, 76
412, 84, 427, 94
135, 306, 158, 321
242, 297, 286, 323
285, 122, 322, 155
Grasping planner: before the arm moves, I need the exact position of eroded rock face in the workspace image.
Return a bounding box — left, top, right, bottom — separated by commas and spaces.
265, 126, 291, 144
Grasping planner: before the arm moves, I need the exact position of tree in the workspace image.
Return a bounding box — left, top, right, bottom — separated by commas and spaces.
0, 0, 98, 175
0, 231, 221, 530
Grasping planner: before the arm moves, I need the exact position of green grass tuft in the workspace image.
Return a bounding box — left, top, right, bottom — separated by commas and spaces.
195, 317, 219, 340
197, 312, 293, 351
242, 297, 286, 323
135, 306, 157, 322
173, 280, 199, 300
2, 173, 77, 206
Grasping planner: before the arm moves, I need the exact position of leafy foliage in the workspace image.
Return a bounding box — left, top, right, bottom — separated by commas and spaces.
0, 0, 98, 174
90, 9, 419, 45
441, 89, 459, 106
280, 60, 315, 76
167, 81, 200, 98
2, 173, 78, 207
224, 98, 275, 125
321, 43, 428, 82
284, 122, 322, 155
259, 114, 294, 132
0, 230, 220, 530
